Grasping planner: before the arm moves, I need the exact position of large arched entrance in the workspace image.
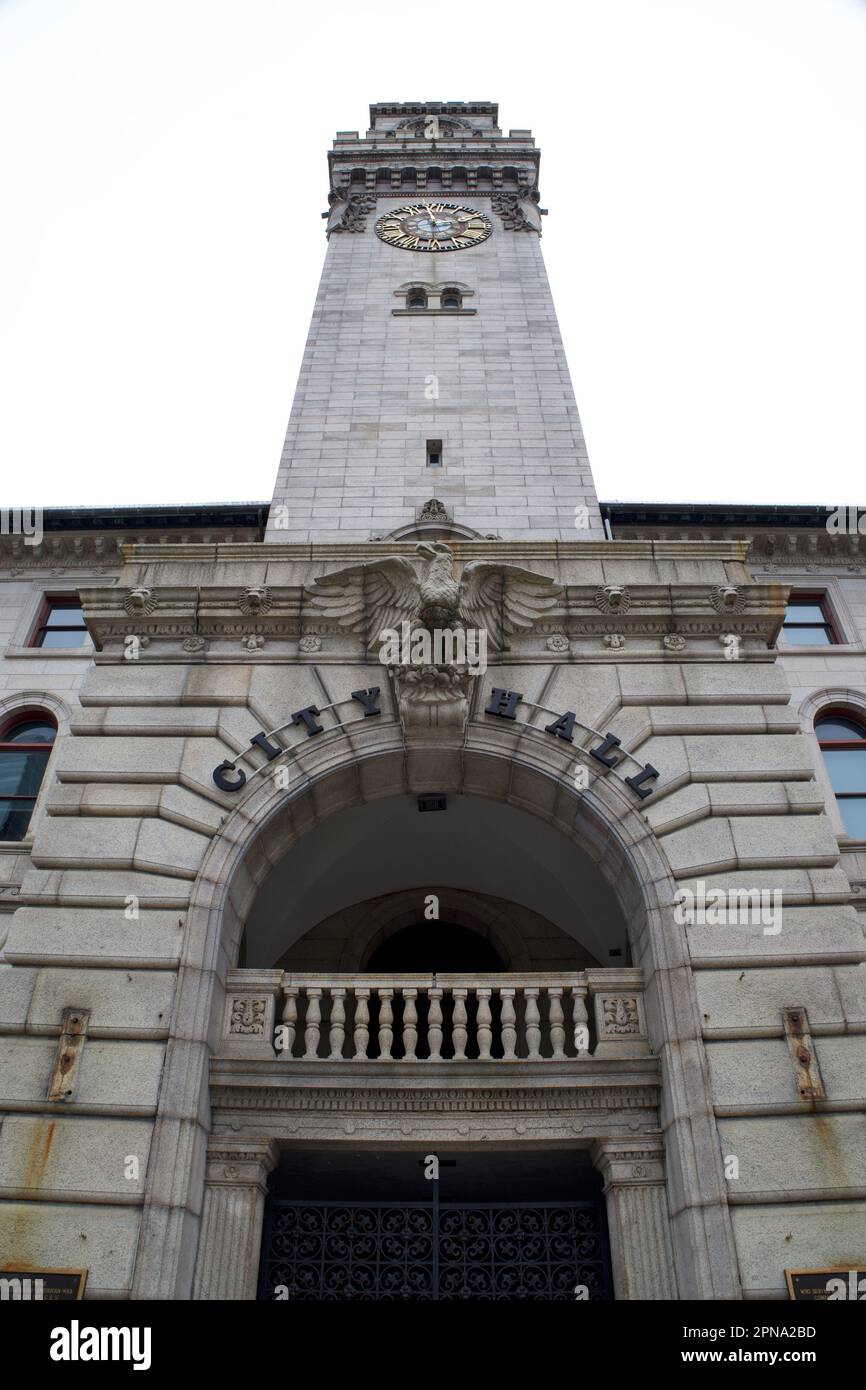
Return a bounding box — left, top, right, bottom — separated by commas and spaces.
130, 738, 740, 1303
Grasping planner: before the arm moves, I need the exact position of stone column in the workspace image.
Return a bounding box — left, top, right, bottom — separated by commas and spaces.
192, 1137, 278, 1300
591, 1136, 678, 1300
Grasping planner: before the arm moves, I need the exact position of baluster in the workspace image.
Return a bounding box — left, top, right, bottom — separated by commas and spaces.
452, 988, 468, 1060
477, 987, 492, 1060
353, 987, 370, 1060
524, 987, 541, 1060
303, 987, 322, 1060
329, 987, 346, 1060
548, 986, 565, 1060
572, 984, 590, 1057
279, 986, 298, 1061
500, 988, 517, 1061
428, 988, 443, 1061
377, 988, 394, 1061
403, 988, 418, 1061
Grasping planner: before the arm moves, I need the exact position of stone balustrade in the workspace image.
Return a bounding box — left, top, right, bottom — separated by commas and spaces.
220, 969, 650, 1063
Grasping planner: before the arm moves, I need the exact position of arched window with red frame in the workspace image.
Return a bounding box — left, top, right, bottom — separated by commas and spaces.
0, 712, 57, 842
815, 709, 866, 838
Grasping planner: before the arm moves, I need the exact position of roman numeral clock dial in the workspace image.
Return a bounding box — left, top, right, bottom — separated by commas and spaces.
374, 202, 493, 252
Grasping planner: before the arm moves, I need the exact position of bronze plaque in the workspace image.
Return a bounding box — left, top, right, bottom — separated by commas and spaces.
786, 1267, 866, 1301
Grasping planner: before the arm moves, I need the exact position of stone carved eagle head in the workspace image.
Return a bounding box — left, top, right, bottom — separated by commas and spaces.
305, 542, 562, 653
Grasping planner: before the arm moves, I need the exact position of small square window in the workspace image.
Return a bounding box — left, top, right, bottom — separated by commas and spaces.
30, 597, 89, 649
426, 439, 443, 468
781, 595, 839, 646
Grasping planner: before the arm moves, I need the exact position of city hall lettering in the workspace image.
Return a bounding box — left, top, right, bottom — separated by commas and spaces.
211, 684, 661, 801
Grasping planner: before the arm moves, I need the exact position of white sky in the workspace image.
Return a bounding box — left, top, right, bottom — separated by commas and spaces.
1, 0, 865, 510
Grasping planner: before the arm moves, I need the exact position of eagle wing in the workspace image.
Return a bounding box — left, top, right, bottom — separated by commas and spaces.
305, 556, 421, 649
458, 562, 563, 650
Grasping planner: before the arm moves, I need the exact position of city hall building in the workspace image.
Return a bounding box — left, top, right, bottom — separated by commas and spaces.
1, 102, 865, 1303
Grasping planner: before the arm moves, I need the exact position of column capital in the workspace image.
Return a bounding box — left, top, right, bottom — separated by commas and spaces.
204, 1136, 279, 1191
591, 1135, 666, 1189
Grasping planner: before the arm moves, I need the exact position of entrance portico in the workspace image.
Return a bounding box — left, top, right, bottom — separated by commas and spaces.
126, 722, 740, 1302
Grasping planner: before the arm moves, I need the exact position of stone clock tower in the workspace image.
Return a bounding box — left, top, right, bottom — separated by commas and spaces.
266, 101, 604, 542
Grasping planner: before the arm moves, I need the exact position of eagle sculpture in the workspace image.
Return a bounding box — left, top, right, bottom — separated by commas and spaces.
306, 541, 563, 652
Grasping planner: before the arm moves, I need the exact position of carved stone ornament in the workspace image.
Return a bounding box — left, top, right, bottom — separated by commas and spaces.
306, 541, 562, 652
326, 189, 377, 235
546, 633, 570, 653
418, 498, 449, 523
230, 998, 267, 1036
663, 633, 686, 652
709, 585, 746, 614
123, 586, 157, 617
603, 633, 626, 650
298, 634, 322, 654
182, 635, 206, 653
239, 586, 272, 616
595, 585, 631, 615
394, 114, 476, 136
491, 189, 542, 233
601, 996, 640, 1036
390, 663, 474, 735
241, 634, 265, 652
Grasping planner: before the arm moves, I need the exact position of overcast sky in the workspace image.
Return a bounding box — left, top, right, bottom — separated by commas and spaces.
1, 0, 865, 511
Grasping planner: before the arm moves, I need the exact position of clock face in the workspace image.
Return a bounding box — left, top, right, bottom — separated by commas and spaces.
375, 202, 493, 252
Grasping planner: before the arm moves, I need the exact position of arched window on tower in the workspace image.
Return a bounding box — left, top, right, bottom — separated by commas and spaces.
406, 288, 428, 310
440, 287, 462, 310
816, 710, 866, 837
0, 711, 57, 842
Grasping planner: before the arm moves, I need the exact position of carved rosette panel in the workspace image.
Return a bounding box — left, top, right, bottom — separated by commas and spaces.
221, 979, 281, 1056
601, 997, 639, 1035
592, 993, 648, 1058
230, 998, 266, 1035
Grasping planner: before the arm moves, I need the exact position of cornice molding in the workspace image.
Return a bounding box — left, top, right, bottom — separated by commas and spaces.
209, 1080, 660, 1116
115, 538, 754, 563
77, 576, 784, 650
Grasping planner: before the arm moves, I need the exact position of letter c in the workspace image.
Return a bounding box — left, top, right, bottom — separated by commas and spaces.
213, 760, 247, 792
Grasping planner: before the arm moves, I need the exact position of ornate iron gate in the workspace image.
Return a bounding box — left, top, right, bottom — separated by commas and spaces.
259, 1198, 612, 1300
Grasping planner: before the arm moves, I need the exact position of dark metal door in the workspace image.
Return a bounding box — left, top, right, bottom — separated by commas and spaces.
259, 1198, 613, 1300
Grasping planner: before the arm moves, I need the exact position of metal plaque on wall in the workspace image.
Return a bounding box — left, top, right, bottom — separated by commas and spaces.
0, 1268, 88, 1300
786, 1267, 866, 1301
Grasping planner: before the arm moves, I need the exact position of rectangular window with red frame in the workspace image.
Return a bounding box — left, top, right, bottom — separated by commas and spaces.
781, 594, 840, 646
29, 596, 89, 649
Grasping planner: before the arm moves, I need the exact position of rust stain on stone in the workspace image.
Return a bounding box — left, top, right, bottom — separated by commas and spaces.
812, 1114, 849, 1186
25, 1119, 56, 1190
